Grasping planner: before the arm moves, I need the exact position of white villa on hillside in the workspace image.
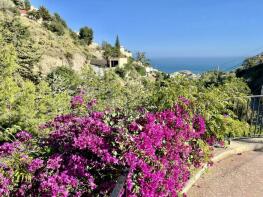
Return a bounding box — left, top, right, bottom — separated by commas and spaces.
108, 47, 132, 67
108, 57, 128, 68
91, 45, 132, 68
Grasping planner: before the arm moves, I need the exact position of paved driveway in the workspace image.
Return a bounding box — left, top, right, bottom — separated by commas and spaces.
188, 149, 263, 197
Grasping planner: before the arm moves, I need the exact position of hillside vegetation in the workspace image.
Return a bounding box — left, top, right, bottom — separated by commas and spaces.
0, 10, 97, 76
236, 55, 263, 94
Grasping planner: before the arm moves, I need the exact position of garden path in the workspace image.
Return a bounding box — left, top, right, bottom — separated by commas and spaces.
188, 150, 263, 197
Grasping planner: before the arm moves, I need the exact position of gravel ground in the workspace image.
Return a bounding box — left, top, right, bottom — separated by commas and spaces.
188, 150, 263, 197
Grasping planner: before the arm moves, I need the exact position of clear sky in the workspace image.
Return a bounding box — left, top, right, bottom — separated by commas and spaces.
31, 0, 263, 58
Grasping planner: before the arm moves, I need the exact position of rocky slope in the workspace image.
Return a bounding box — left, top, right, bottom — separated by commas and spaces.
0, 8, 102, 75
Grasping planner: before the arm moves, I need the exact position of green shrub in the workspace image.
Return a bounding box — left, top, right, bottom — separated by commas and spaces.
150, 73, 251, 140
115, 67, 126, 78
46, 66, 81, 95
38, 6, 52, 21
27, 10, 41, 20
0, 17, 41, 82
0, 39, 70, 133
79, 26, 93, 45
69, 29, 79, 42
135, 65, 146, 76
43, 21, 65, 36
53, 12, 67, 28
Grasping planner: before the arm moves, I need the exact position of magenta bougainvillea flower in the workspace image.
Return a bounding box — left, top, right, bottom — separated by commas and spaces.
0, 97, 212, 196
15, 131, 32, 142
70, 95, 84, 108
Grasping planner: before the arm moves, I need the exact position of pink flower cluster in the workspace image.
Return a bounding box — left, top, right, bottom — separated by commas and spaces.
70, 95, 84, 108
123, 103, 206, 196
0, 172, 11, 196
0, 96, 211, 196
15, 130, 32, 142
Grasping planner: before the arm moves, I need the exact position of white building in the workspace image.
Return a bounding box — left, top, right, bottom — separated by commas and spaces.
120, 46, 132, 58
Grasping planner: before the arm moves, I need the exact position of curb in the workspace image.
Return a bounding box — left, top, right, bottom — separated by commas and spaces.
181, 138, 263, 194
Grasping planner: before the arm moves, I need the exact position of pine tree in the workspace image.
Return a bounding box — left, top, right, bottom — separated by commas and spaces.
0, 18, 42, 82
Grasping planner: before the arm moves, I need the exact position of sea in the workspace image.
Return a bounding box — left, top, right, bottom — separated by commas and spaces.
150, 57, 246, 74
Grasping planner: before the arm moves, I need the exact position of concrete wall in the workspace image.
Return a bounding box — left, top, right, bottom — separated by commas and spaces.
118, 57, 128, 67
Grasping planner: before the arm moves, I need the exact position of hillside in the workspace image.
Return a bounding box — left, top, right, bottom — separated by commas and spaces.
0, 2, 157, 82
236, 62, 263, 94
0, 9, 102, 75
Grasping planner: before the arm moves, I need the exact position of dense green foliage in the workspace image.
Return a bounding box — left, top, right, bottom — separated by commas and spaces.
239, 54, 263, 69
38, 6, 52, 21
0, 16, 41, 82
43, 20, 65, 36
236, 63, 263, 94
102, 41, 116, 62
102, 37, 124, 61
79, 26, 93, 45
0, 35, 70, 134
236, 54, 263, 94
46, 66, 81, 94
150, 72, 250, 140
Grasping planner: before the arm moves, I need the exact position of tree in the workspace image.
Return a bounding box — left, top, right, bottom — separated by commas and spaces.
24, 0, 31, 10
102, 41, 115, 66
0, 18, 42, 82
136, 52, 151, 66
54, 13, 67, 28
114, 35, 121, 57
27, 9, 41, 20
79, 26, 93, 45
38, 6, 52, 21
0, 37, 68, 133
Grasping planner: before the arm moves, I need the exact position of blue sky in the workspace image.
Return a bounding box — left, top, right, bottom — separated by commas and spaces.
31, 0, 263, 58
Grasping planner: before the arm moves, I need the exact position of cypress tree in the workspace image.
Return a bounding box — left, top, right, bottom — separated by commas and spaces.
114, 35, 121, 57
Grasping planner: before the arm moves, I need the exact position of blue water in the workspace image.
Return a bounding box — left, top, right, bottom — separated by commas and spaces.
150, 57, 246, 74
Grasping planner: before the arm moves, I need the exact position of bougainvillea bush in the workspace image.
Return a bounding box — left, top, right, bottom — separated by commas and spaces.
0, 95, 212, 196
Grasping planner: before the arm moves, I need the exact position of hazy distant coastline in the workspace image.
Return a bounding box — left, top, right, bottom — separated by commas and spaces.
150, 57, 246, 73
